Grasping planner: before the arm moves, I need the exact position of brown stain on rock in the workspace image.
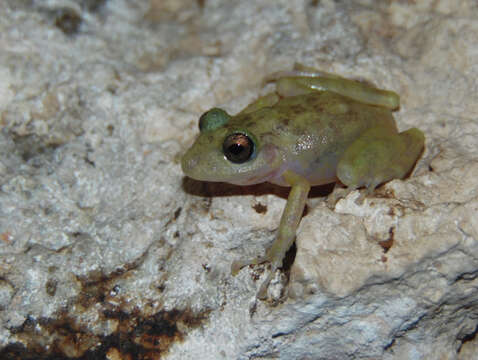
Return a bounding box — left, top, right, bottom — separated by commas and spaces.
379, 227, 395, 253
0, 268, 211, 359
252, 202, 268, 214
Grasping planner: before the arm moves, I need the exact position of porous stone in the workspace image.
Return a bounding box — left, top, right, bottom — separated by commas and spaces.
0, 0, 477, 359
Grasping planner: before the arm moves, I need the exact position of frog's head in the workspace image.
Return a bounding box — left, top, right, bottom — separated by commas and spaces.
181, 108, 283, 185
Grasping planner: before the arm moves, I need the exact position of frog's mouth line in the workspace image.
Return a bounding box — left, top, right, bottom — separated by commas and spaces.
231, 144, 287, 185
228, 168, 282, 186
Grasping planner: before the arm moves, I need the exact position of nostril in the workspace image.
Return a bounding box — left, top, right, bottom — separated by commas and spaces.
181, 153, 197, 173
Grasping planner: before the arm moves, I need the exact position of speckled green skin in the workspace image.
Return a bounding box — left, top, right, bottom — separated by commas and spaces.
182, 82, 421, 190
182, 70, 425, 299
217, 91, 399, 187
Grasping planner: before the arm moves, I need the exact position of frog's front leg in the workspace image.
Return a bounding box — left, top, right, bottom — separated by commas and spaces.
232, 171, 310, 299
337, 127, 425, 192
268, 67, 400, 110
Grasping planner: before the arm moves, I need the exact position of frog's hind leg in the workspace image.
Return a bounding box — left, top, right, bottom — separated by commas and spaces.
267, 64, 400, 110
265, 63, 344, 83
336, 127, 425, 192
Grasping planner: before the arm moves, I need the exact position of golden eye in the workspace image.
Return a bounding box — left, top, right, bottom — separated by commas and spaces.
222, 133, 254, 164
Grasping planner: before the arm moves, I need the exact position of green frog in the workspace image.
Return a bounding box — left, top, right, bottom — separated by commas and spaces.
181, 66, 424, 298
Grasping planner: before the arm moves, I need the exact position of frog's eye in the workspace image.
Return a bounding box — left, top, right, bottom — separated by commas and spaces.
199, 108, 231, 133
223, 133, 255, 164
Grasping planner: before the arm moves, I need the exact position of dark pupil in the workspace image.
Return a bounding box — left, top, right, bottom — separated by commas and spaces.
229, 144, 243, 155
223, 133, 254, 163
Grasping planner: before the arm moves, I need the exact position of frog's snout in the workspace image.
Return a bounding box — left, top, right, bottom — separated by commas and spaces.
181, 149, 215, 181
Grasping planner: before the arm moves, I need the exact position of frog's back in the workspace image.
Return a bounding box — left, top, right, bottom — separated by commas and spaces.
274, 91, 396, 138
246, 91, 398, 186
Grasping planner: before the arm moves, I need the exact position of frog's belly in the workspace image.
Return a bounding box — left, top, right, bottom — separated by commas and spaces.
300, 153, 340, 186
268, 152, 340, 187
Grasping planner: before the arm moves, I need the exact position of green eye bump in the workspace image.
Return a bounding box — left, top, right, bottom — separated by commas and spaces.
198, 108, 231, 132
222, 132, 255, 164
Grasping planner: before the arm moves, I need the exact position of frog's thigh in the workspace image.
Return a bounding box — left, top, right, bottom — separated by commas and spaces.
275, 75, 400, 110
337, 127, 425, 191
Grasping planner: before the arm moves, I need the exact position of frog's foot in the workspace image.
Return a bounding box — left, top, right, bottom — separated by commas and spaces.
265, 64, 399, 110
327, 184, 360, 207
231, 256, 279, 299
231, 256, 267, 276
337, 127, 425, 192
256, 261, 280, 300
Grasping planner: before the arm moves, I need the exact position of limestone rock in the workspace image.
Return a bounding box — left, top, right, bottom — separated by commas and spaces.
0, 0, 477, 359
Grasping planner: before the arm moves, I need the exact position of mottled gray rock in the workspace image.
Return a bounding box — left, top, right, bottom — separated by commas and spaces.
0, 0, 477, 359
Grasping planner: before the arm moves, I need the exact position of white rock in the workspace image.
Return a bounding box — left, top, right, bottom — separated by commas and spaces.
0, 0, 477, 359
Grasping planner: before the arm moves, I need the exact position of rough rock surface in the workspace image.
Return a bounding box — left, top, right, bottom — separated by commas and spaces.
0, 0, 477, 359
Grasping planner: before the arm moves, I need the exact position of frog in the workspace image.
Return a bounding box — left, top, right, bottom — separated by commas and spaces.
181, 65, 425, 299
